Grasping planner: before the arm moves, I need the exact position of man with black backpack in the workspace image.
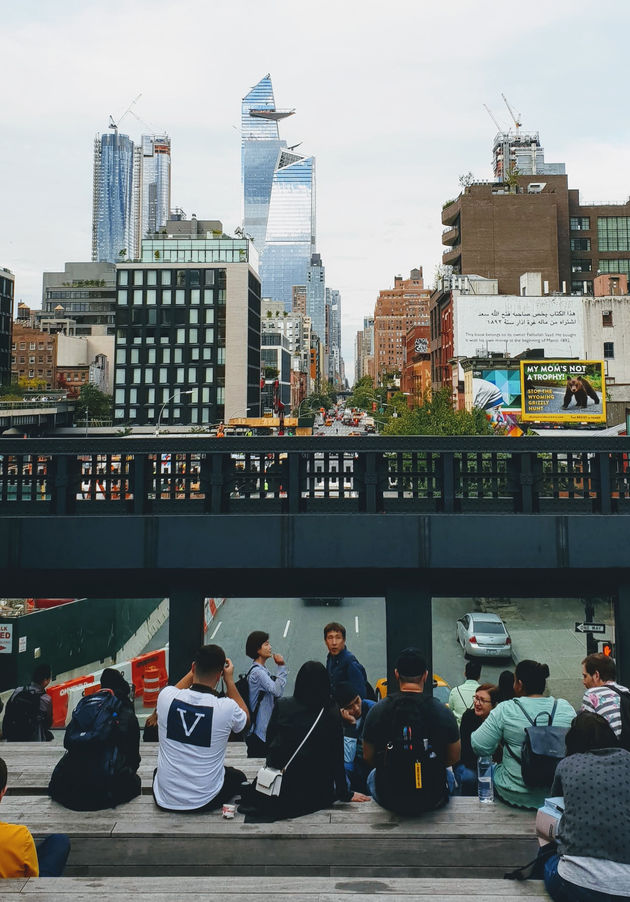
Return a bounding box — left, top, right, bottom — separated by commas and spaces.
49, 668, 141, 810
581, 652, 630, 748
3, 664, 53, 742
362, 648, 460, 815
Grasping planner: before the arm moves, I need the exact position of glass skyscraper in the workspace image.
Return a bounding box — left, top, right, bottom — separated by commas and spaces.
92, 130, 171, 264
92, 132, 137, 264
242, 75, 316, 310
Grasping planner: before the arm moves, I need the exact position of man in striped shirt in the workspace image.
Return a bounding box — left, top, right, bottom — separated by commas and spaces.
581, 652, 628, 739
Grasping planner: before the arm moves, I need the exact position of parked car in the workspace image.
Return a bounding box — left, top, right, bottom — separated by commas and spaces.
456, 612, 512, 659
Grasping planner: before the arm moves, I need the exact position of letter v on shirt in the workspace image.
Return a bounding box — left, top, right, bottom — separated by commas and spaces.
153, 685, 247, 810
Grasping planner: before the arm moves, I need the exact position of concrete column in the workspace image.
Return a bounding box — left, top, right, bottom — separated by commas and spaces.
168, 592, 205, 684
614, 581, 630, 689
385, 588, 433, 695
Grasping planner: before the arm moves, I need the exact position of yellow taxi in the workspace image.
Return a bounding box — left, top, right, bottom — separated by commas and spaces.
374, 673, 451, 704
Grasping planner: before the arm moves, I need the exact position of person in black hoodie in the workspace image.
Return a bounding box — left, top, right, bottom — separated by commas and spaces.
49, 668, 141, 810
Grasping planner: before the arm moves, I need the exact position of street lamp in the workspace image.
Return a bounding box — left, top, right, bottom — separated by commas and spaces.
155, 390, 193, 436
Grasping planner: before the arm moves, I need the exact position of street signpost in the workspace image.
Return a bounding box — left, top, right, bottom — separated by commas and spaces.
575, 622, 606, 634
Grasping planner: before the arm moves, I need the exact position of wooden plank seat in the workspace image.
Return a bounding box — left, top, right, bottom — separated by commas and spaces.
0, 876, 552, 900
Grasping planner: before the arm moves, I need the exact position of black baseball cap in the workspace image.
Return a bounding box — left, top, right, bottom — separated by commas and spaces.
395, 648, 427, 679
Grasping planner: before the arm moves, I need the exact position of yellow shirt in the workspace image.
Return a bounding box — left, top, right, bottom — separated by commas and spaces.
0, 821, 38, 878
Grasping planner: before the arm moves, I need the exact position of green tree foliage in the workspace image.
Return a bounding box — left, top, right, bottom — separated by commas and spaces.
348, 376, 386, 412
75, 383, 113, 420
382, 388, 493, 436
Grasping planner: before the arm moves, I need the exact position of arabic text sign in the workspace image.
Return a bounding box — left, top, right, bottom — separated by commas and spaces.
520, 360, 606, 423
454, 295, 585, 359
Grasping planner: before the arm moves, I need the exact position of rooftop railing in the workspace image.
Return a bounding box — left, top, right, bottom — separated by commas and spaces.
0, 436, 628, 517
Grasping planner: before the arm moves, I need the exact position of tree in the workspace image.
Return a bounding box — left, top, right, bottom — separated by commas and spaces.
382, 388, 493, 436
348, 376, 386, 412
75, 383, 113, 420
18, 377, 46, 391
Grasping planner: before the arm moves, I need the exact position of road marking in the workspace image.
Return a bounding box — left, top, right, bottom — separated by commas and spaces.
283, 619, 291, 638
210, 621, 222, 639
355, 616, 359, 634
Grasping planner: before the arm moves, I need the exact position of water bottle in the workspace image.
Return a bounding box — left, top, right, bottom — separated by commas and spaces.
477, 756, 494, 803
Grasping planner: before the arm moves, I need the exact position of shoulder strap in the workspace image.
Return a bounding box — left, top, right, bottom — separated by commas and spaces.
604, 685, 629, 699
456, 687, 468, 708
513, 698, 536, 726
283, 707, 324, 773
247, 665, 265, 725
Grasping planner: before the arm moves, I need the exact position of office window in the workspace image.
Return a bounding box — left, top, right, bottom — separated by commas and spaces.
118, 270, 129, 286
145, 368, 153, 383
129, 389, 137, 404
603, 311, 613, 327
598, 217, 630, 252
133, 290, 143, 305
175, 289, 185, 305
570, 217, 590, 231
598, 260, 630, 276
162, 348, 171, 363
571, 259, 591, 273
146, 290, 157, 305
161, 270, 171, 286
130, 349, 139, 364
570, 238, 591, 251
147, 348, 156, 364
190, 289, 200, 305
604, 342, 615, 359
174, 349, 182, 363
133, 270, 143, 285
147, 270, 157, 286
115, 389, 125, 404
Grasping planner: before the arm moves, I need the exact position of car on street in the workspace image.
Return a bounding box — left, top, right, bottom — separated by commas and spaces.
456, 612, 512, 659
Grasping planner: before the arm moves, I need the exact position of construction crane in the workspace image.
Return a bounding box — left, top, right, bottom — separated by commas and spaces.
483, 104, 505, 134
108, 93, 143, 131
501, 93, 522, 134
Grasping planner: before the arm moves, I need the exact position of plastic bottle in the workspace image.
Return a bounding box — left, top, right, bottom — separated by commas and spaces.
477, 756, 494, 803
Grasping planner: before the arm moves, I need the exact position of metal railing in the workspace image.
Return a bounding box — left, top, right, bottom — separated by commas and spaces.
0, 436, 628, 516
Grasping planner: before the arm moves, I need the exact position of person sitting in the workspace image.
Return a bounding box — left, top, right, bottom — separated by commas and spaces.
581, 652, 629, 742
0, 757, 70, 877
153, 644, 249, 812
243, 661, 369, 818
243, 630, 288, 757
334, 680, 375, 795
447, 660, 482, 726
544, 711, 630, 901
3, 663, 53, 742
453, 683, 498, 795
362, 649, 460, 815
471, 659, 576, 809
49, 668, 141, 810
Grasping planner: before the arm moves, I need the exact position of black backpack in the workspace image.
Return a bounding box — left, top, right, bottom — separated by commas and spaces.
505, 699, 568, 788
605, 686, 630, 752
65, 690, 120, 757
2, 687, 42, 741
235, 666, 266, 729
375, 694, 447, 815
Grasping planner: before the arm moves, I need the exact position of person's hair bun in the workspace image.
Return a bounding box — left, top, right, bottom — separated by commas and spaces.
540, 663, 550, 679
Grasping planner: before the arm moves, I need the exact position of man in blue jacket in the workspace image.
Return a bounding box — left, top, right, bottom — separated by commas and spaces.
324, 622, 370, 700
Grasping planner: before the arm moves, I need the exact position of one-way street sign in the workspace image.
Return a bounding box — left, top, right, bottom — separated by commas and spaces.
575, 622, 606, 634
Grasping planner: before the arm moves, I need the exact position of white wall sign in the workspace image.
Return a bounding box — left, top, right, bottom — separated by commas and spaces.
18, 636, 27, 653
0, 624, 13, 654
454, 295, 585, 360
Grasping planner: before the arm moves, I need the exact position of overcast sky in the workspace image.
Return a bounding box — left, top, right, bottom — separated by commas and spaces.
3, 0, 630, 379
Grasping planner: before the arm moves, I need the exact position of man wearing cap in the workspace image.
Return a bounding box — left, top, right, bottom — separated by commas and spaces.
334, 681, 376, 795
362, 648, 460, 814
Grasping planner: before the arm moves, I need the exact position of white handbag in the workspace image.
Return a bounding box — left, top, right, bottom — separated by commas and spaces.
256, 707, 324, 797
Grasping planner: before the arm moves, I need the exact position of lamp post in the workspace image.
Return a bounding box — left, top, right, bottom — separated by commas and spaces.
155, 390, 193, 436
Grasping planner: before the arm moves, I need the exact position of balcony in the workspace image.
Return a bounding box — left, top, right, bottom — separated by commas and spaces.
441, 199, 460, 226
442, 244, 461, 266
442, 225, 459, 246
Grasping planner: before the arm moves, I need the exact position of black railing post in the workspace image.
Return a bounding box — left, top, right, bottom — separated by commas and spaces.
595, 452, 612, 514
209, 451, 225, 513
364, 451, 378, 513
287, 450, 300, 514
440, 452, 455, 513
53, 455, 77, 515
132, 453, 149, 515
519, 452, 535, 514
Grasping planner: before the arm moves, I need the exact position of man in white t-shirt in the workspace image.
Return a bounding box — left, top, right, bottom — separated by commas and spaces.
153, 644, 249, 812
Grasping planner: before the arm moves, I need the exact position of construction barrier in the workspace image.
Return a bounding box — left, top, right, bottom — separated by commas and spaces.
142, 666, 162, 707
48, 675, 95, 728
131, 649, 168, 700
203, 597, 225, 634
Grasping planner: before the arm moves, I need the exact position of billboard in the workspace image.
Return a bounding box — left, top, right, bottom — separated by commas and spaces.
469, 368, 523, 412
520, 360, 606, 423
454, 295, 584, 359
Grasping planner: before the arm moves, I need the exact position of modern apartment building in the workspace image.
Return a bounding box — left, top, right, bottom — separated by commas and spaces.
92, 130, 171, 264
0, 267, 14, 385
241, 75, 316, 309
113, 219, 261, 427
306, 253, 326, 346
261, 299, 312, 392
41, 262, 116, 336
442, 175, 630, 296
373, 269, 431, 383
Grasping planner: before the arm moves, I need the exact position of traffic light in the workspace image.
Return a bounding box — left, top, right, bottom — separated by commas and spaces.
601, 640, 614, 657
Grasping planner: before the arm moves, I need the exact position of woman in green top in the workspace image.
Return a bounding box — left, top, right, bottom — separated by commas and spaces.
470, 660, 576, 809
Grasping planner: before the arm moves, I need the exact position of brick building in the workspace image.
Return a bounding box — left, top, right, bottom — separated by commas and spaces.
401, 325, 431, 405
442, 175, 630, 297
11, 322, 57, 389
373, 269, 431, 384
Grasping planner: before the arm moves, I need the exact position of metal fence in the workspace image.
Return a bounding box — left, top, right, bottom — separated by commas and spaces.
0, 436, 628, 516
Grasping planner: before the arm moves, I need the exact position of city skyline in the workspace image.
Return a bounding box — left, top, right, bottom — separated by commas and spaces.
3, 0, 630, 377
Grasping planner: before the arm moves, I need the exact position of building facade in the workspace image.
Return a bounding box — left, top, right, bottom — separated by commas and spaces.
0, 268, 14, 386
373, 269, 431, 384
113, 222, 261, 427
442, 175, 630, 297
11, 322, 57, 390
354, 316, 374, 385
401, 325, 431, 404
41, 262, 116, 336
139, 135, 171, 242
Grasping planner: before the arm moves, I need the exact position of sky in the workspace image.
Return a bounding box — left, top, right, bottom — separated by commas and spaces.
3, 0, 630, 380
